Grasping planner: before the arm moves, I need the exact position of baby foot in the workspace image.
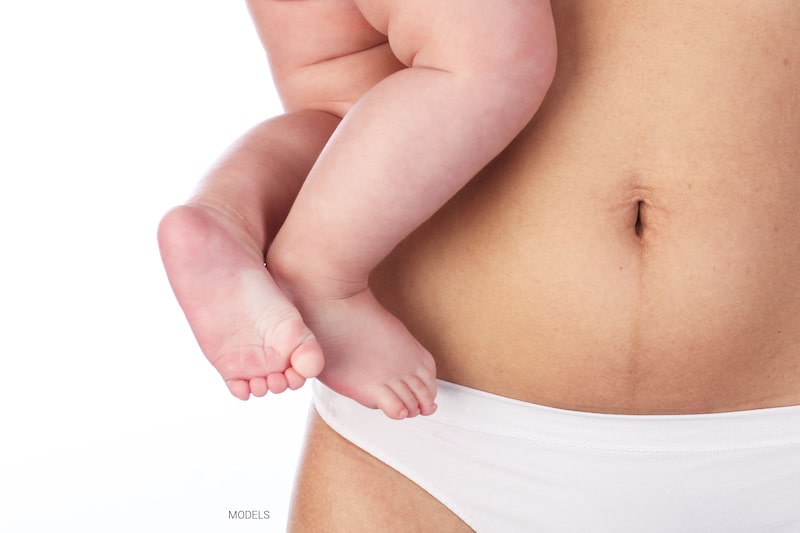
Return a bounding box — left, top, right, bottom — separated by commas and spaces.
157, 204, 324, 399
284, 285, 438, 420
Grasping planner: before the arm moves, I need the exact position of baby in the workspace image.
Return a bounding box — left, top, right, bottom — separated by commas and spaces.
158, 0, 556, 419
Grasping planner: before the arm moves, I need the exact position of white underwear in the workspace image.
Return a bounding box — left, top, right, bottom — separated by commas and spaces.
312, 379, 800, 532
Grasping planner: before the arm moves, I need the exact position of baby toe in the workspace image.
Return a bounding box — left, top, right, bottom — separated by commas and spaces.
374, 384, 409, 420
284, 367, 306, 390
266, 372, 289, 394
290, 338, 325, 379
249, 377, 268, 397
406, 375, 437, 416
226, 379, 251, 401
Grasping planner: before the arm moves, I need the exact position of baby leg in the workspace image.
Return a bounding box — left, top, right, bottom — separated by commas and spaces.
268, 0, 556, 418
158, 113, 338, 399
159, 204, 322, 399
269, 262, 439, 420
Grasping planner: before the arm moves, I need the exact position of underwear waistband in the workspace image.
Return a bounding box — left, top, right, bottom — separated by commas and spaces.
313, 379, 800, 453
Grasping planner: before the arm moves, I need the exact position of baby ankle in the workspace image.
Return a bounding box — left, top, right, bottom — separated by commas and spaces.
266, 244, 367, 301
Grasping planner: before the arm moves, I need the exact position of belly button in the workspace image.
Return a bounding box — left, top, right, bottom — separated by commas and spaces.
634, 201, 644, 237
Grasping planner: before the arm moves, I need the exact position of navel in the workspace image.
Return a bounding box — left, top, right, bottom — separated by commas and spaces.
634, 200, 644, 238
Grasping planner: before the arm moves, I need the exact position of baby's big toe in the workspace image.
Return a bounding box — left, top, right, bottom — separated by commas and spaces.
289, 338, 325, 378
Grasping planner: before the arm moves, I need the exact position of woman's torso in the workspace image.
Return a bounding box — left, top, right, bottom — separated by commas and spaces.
371, 0, 800, 414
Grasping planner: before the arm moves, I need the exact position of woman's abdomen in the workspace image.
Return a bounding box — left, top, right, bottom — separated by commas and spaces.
372, 0, 800, 414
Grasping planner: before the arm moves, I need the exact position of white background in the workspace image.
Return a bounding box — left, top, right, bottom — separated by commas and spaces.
0, 2, 311, 531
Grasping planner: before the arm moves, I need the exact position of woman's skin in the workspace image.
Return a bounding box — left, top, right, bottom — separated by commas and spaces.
283, 1, 800, 530
160, 0, 800, 530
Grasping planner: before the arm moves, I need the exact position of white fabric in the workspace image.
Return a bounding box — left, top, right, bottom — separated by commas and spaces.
312, 379, 800, 532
